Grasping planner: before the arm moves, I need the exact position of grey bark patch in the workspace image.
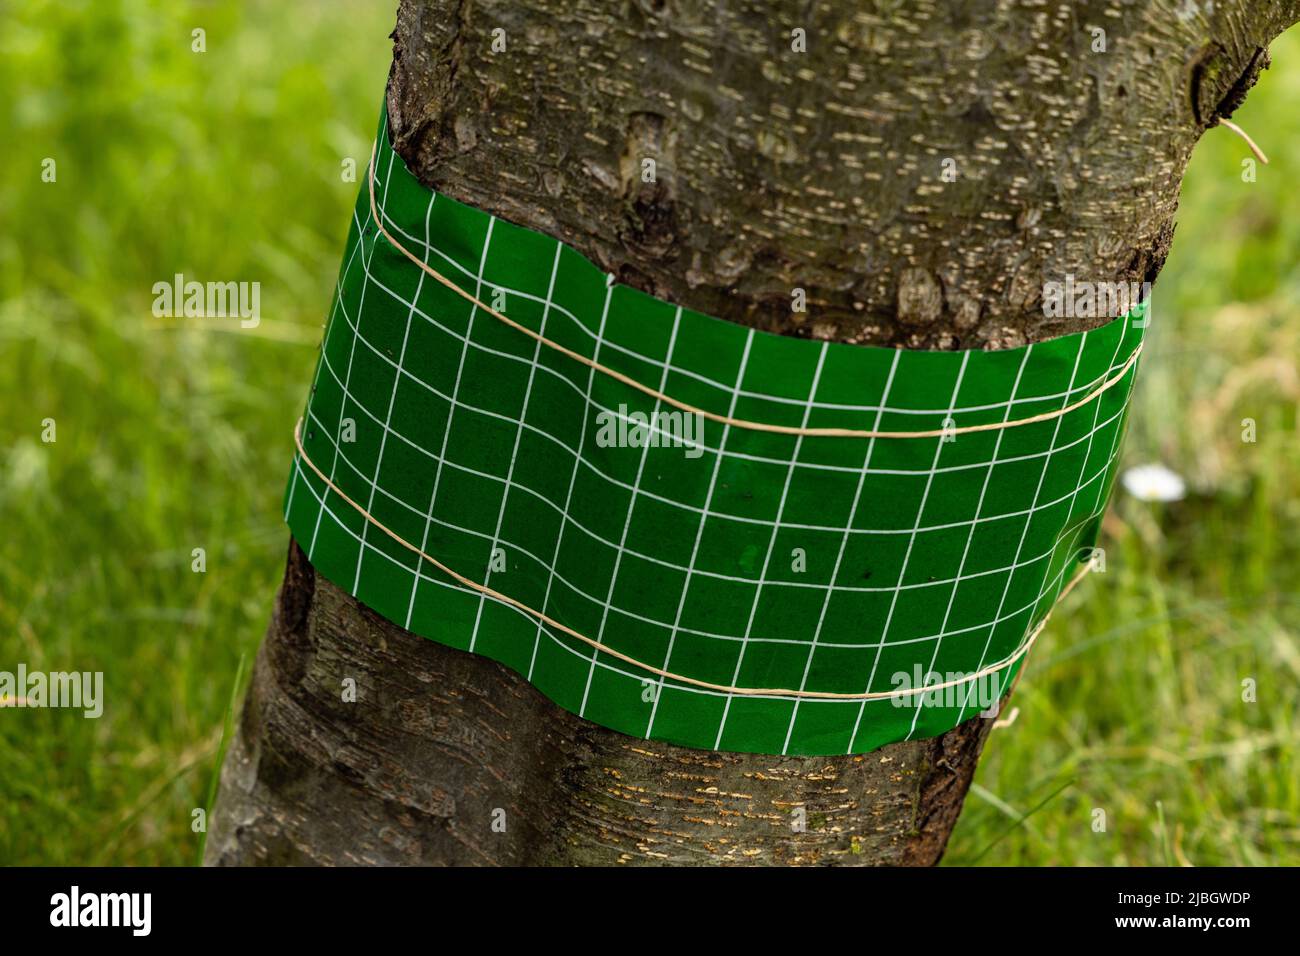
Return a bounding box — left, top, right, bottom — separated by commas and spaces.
897, 268, 944, 326
381, 0, 1297, 349
207, 542, 993, 866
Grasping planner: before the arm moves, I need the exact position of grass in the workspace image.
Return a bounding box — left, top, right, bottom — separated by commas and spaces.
0, 0, 1296, 866
944, 35, 1300, 864
0, 0, 396, 866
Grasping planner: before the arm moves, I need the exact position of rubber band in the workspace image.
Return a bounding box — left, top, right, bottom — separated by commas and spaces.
366, 143, 1143, 441
293, 418, 1090, 701
281, 107, 1142, 753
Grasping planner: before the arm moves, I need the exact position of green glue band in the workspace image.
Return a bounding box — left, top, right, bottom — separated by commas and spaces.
283, 102, 1146, 756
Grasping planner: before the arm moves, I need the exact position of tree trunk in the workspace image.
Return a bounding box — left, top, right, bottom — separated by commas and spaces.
207, 0, 1297, 866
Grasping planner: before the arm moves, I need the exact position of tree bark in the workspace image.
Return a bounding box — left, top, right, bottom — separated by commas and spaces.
207, 0, 1298, 866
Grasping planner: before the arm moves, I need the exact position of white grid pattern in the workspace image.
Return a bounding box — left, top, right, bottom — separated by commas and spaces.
779, 348, 902, 753
376, 187, 1125, 421
470, 241, 563, 653
305, 147, 392, 562
402, 211, 495, 630
323, 199, 1138, 601
336, 200, 1130, 485
284, 141, 1144, 754
291, 455, 1098, 707
847, 351, 973, 750
902, 344, 1036, 740
644, 327, 755, 738
353, 187, 436, 595
951, 331, 1095, 720
529, 282, 614, 682
578, 306, 683, 716
307, 301, 1127, 585
303, 180, 1139, 651
713, 342, 829, 748
303, 396, 1112, 653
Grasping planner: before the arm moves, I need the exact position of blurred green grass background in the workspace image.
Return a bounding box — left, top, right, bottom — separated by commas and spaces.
0, 0, 1296, 866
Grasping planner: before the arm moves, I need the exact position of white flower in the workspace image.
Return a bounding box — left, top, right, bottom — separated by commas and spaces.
1121, 463, 1186, 502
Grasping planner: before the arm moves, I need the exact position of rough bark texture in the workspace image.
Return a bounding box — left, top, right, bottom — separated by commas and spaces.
207, 0, 1299, 866
384, 0, 1297, 349
206, 541, 990, 865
